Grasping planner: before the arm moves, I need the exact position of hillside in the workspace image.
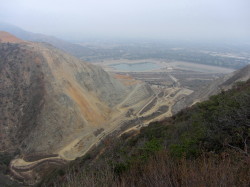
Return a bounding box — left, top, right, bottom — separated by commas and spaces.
1, 32, 250, 186
172, 64, 250, 114
0, 33, 162, 185
41, 79, 250, 186
0, 31, 24, 43
0, 23, 94, 58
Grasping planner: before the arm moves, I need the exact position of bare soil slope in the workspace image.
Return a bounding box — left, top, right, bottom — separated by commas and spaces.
0, 33, 159, 184
0, 31, 24, 43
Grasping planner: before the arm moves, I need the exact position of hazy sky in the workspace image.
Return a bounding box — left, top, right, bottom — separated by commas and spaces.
0, 0, 249, 41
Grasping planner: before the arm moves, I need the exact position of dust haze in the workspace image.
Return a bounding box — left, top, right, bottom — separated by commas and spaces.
0, 0, 249, 42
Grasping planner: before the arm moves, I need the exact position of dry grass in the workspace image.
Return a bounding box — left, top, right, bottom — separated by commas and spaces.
45, 150, 250, 187
119, 151, 250, 187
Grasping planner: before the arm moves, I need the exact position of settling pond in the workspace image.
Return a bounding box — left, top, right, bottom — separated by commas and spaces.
109, 62, 162, 72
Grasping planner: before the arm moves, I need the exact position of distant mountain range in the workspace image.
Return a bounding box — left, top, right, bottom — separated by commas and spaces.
0, 22, 94, 58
